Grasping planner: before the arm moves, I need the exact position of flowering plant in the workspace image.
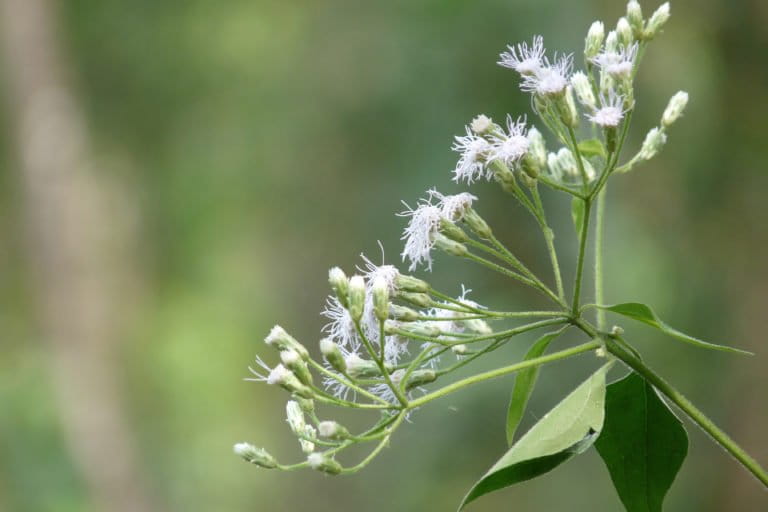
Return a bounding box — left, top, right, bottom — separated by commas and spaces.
234, 2, 768, 509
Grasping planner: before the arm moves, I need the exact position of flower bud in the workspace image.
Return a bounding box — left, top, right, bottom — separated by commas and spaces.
645, 2, 670, 40
345, 353, 381, 378
605, 30, 619, 53
395, 274, 430, 293
267, 364, 314, 398
390, 304, 420, 321
585, 21, 605, 59
286, 400, 306, 434
452, 344, 468, 355
555, 87, 578, 129
639, 127, 667, 160
434, 233, 468, 258
307, 452, 343, 475
626, 1, 644, 38
280, 349, 313, 386
616, 17, 633, 46
527, 127, 547, 169
405, 369, 437, 390
347, 275, 366, 322
462, 208, 493, 240
296, 396, 315, 415
463, 318, 493, 335
391, 321, 440, 338
371, 276, 390, 322
233, 443, 278, 468
398, 291, 432, 309
299, 425, 317, 454
661, 91, 688, 128
470, 114, 494, 135
318, 421, 351, 440
319, 337, 347, 374
328, 267, 349, 307
611, 325, 625, 336
439, 217, 470, 243
265, 325, 310, 361
571, 72, 596, 110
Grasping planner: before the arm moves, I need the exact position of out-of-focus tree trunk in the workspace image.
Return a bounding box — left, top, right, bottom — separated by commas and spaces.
0, 1, 154, 511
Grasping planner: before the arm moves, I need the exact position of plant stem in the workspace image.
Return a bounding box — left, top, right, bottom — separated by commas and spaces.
571, 198, 592, 315
307, 359, 391, 406
407, 340, 600, 409
594, 185, 606, 329
530, 185, 566, 302
354, 322, 409, 407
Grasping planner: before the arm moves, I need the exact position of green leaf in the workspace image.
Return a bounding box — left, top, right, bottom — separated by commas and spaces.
598, 302, 752, 355
571, 197, 585, 241
505, 328, 567, 445
460, 364, 610, 510
578, 138, 607, 159
595, 372, 688, 512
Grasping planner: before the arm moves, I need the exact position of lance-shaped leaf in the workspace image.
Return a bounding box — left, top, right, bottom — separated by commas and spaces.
598, 302, 751, 355
460, 364, 610, 510
506, 328, 568, 445
577, 138, 607, 159
595, 372, 688, 512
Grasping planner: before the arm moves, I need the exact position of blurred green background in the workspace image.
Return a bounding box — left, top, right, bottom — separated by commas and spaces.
0, 0, 766, 510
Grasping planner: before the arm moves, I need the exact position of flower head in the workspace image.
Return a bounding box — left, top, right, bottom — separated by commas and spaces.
521, 54, 573, 96
489, 116, 530, 165
451, 127, 492, 184
498, 35, 546, 76
427, 189, 477, 222
587, 91, 626, 127
399, 199, 444, 271
591, 43, 638, 80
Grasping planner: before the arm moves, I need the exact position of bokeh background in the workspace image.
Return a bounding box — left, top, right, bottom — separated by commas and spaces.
1, 0, 766, 510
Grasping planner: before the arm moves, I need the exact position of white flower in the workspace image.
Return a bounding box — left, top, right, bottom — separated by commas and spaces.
639, 127, 667, 160
370, 369, 406, 403
246, 355, 274, 382
498, 35, 546, 76
470, 114, 493, 134
427, 189, 477, 222
662, 91, 689, 127
321, 296, 360, 351
359, 253, 400, 294
489, 116, 530, 165
521, 54, 573, 96
452, 127, 492, 184
399, 199, 444, 271
591, 43, 638, 80
587, 92, 626, 127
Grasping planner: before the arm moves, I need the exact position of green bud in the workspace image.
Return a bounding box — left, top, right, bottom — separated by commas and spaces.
265, 325, 310, 361
392, 321, 440, 338
347, 275, 366, 322
319, 337, 347, 374
234, 443, 278, 468
405, 369, 437, 390
439, 217, 470, 243
280, 349, 313, 386
296, 396, 315, 415
661, 91, 689, 128
616, 17, 633, 46
434, 234, 468, 258
395, 274, 430, 293
308, 453, 343, 475
639, 127, 667, 160
371, 276, 390, 322
398, 291, 432, 309
390, 304, 420, 321
462, 208, 493, 239
345, 354, 382, 379
318, 421, 351, 440
328, 267, 349, 307
644, 2, 670, 40
627, 1, 644, 38
585, 21, 605, 59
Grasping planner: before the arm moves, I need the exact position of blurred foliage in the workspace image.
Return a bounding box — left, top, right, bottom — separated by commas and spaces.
1, 0, 767, 510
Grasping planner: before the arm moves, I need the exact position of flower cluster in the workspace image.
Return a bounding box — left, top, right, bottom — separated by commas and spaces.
234, 0, 695, 492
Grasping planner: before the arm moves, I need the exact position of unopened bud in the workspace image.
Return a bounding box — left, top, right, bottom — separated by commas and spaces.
319, 337, 347, 374
265, 325, 310, 361
307, 452, 343, 475
296, 396, 315, 415
527, 127, 547, 170
639, 127, 667, 160
395, 274, 430, 293
463, 318, 493, 335
595, 346, 608, 358
371, 276, 390, 322
344, 353, 381, 378
299, 425, 316, 454
398, 291, 432, 309
391, 321, 440, 338
280, 349, 313, 386
267, 364, 314, 398
286, 400, 306, 434
627, 1, 644, 38
571, 72, 596, 110
645, 2, 670, 39
452, 344, 468, 355
470, 114, 494, 135
605, 30, 619, 53
328, 267, 349, 307
347, 275, 366, 322
555, 87, 578, 129
439, 218, 470, 243
661, 91, 688, 128
585, 21, 605, 59
405, 369, 437, 390
461, 208, 493, 239
610, 325, 625, 336
318, 421, 351, 440
234, 443, 278, 468
390, 304, 420, 321
616, 17, 633, 46
435, 233, 468, 258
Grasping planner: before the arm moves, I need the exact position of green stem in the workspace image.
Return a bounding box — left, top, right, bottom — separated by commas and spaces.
594, 185, 606, 329
571, 198, 593, 315
407, 340, 600, 409
307, 359, 391, 406
340, 412, 407, 473
354, 322, 409, 407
